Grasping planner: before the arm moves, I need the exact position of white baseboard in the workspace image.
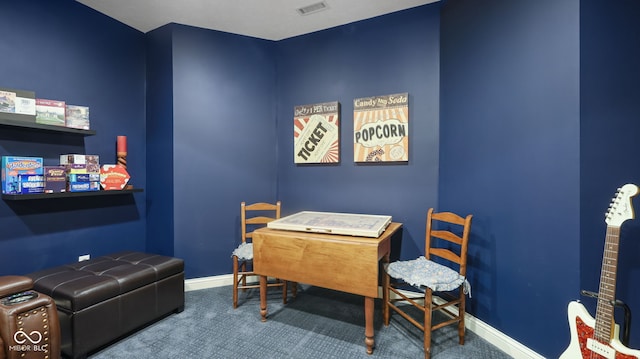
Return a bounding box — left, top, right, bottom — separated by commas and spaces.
465, 314, 545, 359
184, 276, 544, 359
185, 274, 233, 291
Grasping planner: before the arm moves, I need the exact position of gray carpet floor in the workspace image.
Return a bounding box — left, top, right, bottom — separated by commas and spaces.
90, 285, 513, 358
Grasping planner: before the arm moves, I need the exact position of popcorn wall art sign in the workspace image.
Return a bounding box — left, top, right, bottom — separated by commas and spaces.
294, 101, 340, 164
353, 93, 408, 162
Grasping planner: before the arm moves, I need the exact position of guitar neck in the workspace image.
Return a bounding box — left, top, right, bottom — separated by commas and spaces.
594, 225, 621, 342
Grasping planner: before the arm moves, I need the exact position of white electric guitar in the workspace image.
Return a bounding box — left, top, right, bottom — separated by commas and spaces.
560, 184, 640, 359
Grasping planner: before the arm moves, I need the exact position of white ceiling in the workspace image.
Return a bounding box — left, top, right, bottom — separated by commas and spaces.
76, 0, 438, 41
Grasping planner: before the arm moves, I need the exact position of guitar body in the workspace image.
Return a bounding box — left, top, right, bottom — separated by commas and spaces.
560, 301, 640, 359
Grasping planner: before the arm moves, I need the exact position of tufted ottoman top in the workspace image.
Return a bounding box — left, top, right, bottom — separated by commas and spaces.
27, 251, 184, 312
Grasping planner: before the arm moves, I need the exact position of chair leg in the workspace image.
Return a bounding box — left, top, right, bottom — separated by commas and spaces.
282, 280, 288, 304
383, 272, 390, 326
291, 282, 298, 298
458, 287, 466, 345
424, 288, 433, 359
240, 262, 247, 291
232, 256, 239, 309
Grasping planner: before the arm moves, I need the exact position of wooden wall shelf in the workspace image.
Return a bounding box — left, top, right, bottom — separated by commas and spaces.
2, 188, 143, 201
0, 116, 96, 136
0, 114, 145, 202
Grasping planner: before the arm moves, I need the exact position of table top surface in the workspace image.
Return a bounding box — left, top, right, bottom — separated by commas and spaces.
255, 222, 402, 243
267, 211, 393, 237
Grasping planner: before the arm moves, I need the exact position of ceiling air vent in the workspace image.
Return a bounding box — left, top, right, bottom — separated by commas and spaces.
296, 1, 329, 16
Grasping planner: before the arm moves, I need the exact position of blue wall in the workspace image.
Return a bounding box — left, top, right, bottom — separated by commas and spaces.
440, 1, 640, 356
0, 0, 147, 273
440, 1, 581, 355
275, 5, 441, 263
3, 1, 640, 358
145, 24, 175, 257
580, 0, 640, 350
148, 24, 279, 277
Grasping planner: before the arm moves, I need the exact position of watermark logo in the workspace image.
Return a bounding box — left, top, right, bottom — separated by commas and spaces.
9, 330, 48, 352
14, 330, 42, 344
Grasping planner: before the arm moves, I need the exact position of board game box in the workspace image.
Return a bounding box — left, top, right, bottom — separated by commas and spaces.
2, 156, 44, 194
44, 166, 66, 193
65, 104, 90, 130
0, 87, 36, 120
17, 174, 44, 194
35, 98, 65, 126
267, 211, 392, 238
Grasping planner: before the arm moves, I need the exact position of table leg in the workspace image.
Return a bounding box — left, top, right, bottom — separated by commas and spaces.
260, 275, 267, 322
382, 252, 390, 325
364, 296, 374, 354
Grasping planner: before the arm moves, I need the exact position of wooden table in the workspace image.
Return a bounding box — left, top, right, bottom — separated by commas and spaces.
253, 222, 402, 355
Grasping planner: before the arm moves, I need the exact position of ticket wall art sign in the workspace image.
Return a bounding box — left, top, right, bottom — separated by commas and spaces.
353, 93, 409, 162
294, 101, 340, 164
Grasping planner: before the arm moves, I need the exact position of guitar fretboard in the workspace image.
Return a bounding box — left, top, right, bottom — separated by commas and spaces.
594, 225, 620, 342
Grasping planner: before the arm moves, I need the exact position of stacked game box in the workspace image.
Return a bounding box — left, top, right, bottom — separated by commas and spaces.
0, 87, 36, 122
1, 156, 44, 194
60, 154, 100, 192
35, 99, 66, 126
17, 174, 44, 194
43, 166, 67, 193
65, 105, 90, 130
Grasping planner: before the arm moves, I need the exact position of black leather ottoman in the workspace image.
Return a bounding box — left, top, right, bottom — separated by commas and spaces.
27, 252, 184, 359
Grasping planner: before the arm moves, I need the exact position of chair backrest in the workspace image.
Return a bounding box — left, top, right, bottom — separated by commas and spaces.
241, 201, 281, 244
425, 208, 473, 276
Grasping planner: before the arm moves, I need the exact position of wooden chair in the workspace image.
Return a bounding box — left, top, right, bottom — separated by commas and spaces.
383, 208, 473, 359
232, 201, 295, 308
